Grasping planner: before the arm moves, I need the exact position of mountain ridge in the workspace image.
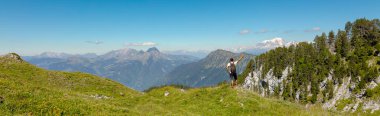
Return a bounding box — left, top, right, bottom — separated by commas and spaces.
162, 49, 254, 87
23, 47, 199, 91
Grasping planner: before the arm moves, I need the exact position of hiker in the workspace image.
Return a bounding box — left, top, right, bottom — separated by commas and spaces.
226, 54, 244, 88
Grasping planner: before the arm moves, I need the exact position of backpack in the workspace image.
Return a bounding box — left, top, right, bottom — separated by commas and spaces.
229, 62, 236, 74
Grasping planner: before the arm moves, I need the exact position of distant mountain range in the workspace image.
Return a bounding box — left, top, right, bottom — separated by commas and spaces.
162, 50, 210, 58
23, 47, 254, 91
162, 49, 254, 87
23, 47, 198, 91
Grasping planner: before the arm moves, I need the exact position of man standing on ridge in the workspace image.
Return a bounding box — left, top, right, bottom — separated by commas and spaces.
226, 54, 244, 88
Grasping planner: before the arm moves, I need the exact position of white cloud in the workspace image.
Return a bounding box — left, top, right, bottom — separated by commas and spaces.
85, 40, 103, 45
283, 30, 295, 34
239, 29, 251, 35
126, 42, 158, 46
254, 29, 269, 34
305, 27, 321, 32
240, 29, 276, 35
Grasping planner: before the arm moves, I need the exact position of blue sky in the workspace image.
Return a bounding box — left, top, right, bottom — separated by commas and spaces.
0, 0, 379, 55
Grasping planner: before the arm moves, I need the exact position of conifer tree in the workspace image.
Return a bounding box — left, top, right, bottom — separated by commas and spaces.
328, 31, 335, 51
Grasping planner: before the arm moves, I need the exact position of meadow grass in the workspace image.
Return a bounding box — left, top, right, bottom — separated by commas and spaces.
0, 56, 345, 115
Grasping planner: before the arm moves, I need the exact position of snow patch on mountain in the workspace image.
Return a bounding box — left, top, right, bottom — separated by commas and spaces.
163, 50, 210, 58
230, 38, 298, 54
38, 52, 72, 58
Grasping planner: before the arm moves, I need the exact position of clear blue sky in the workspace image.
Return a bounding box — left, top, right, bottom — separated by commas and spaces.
0, 0, 379, 55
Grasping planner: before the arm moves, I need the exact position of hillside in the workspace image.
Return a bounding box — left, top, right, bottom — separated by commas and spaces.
0, 53, 333, 115
242, 18, 380, 114
163, 49, 254, 87
0, 53, 141, 115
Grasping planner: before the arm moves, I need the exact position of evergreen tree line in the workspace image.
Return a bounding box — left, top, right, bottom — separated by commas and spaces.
247, 18, 380, 103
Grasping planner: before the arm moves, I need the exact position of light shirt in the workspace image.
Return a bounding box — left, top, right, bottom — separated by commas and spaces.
226, 61, 238, 67
226, 61, 238, 73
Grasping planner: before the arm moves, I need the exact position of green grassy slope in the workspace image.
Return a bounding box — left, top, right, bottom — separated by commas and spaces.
0, 53, 334, 115
0, 54, 141, 115
135, 85, 335, 115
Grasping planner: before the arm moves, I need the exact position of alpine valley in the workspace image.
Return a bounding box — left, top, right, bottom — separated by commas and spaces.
23, 47, 253, 91
23, 47, 199, 91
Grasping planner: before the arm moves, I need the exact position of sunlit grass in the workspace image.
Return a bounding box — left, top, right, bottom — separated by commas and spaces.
0, 55, 342, 115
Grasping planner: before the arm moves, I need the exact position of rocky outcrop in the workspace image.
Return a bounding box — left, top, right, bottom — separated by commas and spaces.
242, 66, 380, 113
363, 100, 380, 113
323, 77, 352, 110
243, 66, 291, 97
0, 53, 24, 63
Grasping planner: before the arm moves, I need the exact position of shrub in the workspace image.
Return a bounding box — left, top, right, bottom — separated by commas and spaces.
336, 99, 353, 111
237, 59, 254, 84
310, 94, 317, 104
365, 89, 374, 97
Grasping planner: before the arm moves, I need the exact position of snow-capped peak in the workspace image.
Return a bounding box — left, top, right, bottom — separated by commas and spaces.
260, 37, 285, 48
147, 47, 160, 53
227, 37, 299, 54
38, 52, 71, 58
